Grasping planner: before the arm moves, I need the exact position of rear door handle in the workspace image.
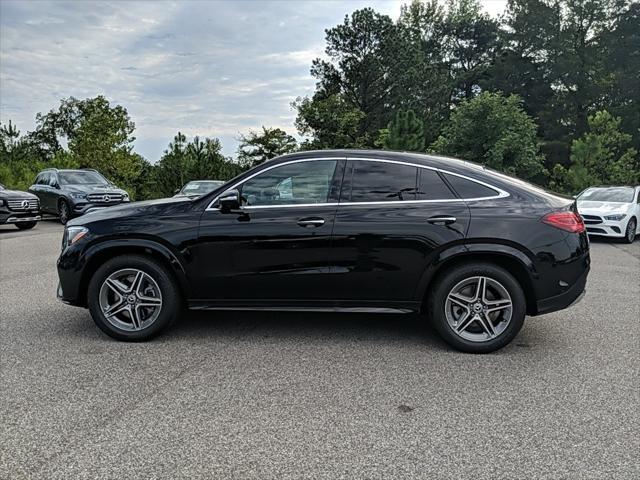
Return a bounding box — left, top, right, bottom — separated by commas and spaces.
427, 216, 457, 225
297, 217, 325, 228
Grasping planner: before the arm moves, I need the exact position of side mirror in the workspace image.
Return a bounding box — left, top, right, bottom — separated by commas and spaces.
174, 188, 180, 195
219, 188, 241, 211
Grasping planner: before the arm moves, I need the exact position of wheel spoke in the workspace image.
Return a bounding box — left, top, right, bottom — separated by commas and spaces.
455, 312, 476, 333
104, 301, 128, 318
474, 277, 486, 302
105, 278, 128, 296
486, 299, 511, 313
477, 313, 496, 338
129, 305, 142, 329
130, 271, 144, 295
448, 292, 471, 308
137, 296, 161, 307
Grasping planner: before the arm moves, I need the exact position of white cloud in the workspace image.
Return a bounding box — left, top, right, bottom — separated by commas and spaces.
0, 0, 506, 161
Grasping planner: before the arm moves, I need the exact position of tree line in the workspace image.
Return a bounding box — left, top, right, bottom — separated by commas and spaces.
1, 0, 638, 199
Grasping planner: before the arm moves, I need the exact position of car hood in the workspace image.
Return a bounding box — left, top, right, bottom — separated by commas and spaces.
577, 201, 633, 214
67, 196, 192, 226
0, 188, 38, 200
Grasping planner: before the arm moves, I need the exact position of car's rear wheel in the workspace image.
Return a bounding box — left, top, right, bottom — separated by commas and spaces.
58, 199, 70, 225
15, 221, 37, 230
428, 263, 526, 353
87, 255, 180, 341
624, 218, 636, 243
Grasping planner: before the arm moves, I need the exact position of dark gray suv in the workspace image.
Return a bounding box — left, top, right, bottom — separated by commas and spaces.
29, 169, 129, 224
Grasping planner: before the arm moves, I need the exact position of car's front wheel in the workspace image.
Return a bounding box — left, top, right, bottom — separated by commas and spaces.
87, 255, 181, 341
428, 263, 526, 353
15, 221, 37, 230
624, 218, 636, 243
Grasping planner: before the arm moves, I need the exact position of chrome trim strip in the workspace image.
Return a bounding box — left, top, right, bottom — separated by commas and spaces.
6, 215, 41, 223
205, 156, 509, 211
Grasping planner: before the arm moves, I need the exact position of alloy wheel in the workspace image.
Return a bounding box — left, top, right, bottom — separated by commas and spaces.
444, 276, 513, 342
99, 268, 163, 331
59, 202, 69, 224
627, 220, 636, 242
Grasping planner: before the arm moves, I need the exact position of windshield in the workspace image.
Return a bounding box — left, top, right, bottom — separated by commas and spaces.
181, 181, 223, 195
59, 171, 109, 186
578, 187, 634, 203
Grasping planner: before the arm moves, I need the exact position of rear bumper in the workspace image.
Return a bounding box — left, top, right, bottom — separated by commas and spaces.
535, 265, 589, 315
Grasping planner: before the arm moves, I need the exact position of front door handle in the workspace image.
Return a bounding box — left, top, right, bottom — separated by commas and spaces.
427, 216, 457, 225
297, 217, 325, 228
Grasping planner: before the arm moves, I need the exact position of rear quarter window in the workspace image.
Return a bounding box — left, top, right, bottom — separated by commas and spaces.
444, 173, 499, 199
417, 169, 456, 200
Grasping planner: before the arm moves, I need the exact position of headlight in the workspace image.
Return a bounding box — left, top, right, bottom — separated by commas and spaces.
62, 226, 88, 250
70, 193, 87, 200
123, 193, 130, 201
604, 214, 626, 221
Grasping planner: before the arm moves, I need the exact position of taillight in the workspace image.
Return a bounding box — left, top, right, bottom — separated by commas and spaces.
541, 211, 585, 233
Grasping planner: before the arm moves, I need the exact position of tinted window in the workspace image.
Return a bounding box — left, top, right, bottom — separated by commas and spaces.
348, 161, 417, 202
241, 160, 337, 206
38, 173, 50, 185
59, 171, 108, 185
578, 187, 634, 203
444, 173, 499, 199
48, 173, 59, 187
417, 169, 456, 200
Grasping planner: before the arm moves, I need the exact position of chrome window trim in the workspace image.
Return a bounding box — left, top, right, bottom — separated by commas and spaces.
205, 156, 509, 211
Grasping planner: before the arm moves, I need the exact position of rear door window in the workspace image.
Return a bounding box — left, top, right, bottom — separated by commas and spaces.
345, 160, 418, 202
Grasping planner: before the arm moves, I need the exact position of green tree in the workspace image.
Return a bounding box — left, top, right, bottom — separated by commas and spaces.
552, 110, 639, 192
30, 95, 149, 198
153, 132, 243, 198
295, 8, 399, 147
382, 110, 426, 151
490, 0, 636, 164
294, 94, 366, 150
237, 127, 297, 167
431, 92, 547, 182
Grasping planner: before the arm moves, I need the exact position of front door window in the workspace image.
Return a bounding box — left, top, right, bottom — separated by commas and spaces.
240, 160, 338, 206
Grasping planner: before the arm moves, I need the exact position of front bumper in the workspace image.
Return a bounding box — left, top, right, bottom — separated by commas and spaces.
1, 210, 41, 224
581, 214, 628, 238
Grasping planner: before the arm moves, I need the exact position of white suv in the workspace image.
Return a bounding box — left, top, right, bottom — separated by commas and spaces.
577, 186, 640, 243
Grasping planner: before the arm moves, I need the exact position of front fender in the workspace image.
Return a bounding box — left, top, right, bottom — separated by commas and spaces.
59, 237, 192, 306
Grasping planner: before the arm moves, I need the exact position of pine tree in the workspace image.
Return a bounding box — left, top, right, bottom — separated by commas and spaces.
383, 110, 426, 152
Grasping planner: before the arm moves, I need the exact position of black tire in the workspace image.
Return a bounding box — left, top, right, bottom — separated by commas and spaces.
428, 263, 526, 353
15, 221, 37, 230
58, 199, 70, 225
87, 254, 181, 341
623, 218, 636, 244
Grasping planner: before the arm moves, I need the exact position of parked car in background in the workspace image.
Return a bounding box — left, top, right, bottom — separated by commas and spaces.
173, 180, 225, 198
29, 168, 129, 224
576, 186, 640, 243
56, 150, 590, 353
0, 183, 41, 230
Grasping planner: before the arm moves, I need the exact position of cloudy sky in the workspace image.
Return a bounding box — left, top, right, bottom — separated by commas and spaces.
0, 0, 506, 161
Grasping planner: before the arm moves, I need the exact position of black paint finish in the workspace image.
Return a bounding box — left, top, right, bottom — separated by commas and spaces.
57, 150, 590, 316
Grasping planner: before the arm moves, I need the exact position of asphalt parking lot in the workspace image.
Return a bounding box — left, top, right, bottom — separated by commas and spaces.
1, 220, 638, 479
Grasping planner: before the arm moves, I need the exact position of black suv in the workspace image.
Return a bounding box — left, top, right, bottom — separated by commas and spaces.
0, 183, 41, 229
56, 150, 590, 353
29, 168, 129, 224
